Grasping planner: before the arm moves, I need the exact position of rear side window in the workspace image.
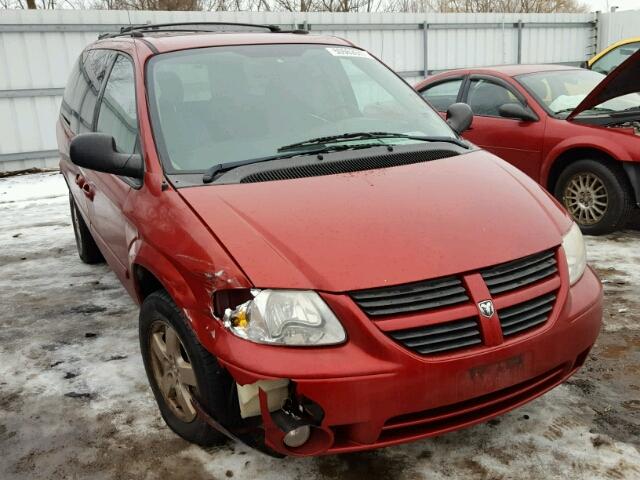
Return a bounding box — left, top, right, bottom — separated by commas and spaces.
466, 78, 522, 117
61, 49, 114, 134
96, 55, 138, 154
60, 59, 82, 128
420, 79, 463, 112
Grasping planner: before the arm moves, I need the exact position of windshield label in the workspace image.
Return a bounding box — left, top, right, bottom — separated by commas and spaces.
326, 47, 371, 58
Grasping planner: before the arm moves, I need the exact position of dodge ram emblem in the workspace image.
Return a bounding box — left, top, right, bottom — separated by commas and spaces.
478, 300, 495, 318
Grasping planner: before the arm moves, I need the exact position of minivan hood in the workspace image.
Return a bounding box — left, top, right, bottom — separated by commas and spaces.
180, 151, 571, 292
568, 48, 640, 120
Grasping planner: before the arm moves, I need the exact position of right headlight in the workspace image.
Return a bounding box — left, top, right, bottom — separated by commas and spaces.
562, 222, 587, 285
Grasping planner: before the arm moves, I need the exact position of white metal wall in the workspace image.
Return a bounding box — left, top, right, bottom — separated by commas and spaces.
0, 10, 598, 172
598, 11, 640, 51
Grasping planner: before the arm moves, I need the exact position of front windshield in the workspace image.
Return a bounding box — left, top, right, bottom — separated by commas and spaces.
518, 70, 640, 118
147, 44, 455, 172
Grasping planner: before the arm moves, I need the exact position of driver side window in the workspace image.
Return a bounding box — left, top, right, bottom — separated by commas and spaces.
467, 78, 523, 117
96, 55, 138, 154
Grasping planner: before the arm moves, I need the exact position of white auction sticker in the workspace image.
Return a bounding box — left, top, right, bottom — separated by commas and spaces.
326, 47, 371, 58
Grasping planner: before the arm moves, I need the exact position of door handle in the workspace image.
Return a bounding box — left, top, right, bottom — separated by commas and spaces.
82, 182, 95, 201
75, 174, 85, 188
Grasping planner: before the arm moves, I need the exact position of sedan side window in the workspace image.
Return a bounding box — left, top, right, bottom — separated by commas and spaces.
467, 78, 523, 117
96, 55, 138, 154
591, 42, 640, 75
420, 79, 463, 112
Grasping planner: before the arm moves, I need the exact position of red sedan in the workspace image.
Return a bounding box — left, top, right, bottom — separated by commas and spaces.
416, 52, 640, 235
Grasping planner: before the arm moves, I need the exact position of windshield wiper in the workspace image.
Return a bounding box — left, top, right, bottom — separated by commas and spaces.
202, 133, 468, 184
277, 131, 467, 152
202, 143, 382, 183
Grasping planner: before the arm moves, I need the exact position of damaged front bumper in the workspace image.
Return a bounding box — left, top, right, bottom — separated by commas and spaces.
194, 267, 602, 457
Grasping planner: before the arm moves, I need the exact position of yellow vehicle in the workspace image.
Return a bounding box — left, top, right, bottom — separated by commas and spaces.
587, 37, 640, 74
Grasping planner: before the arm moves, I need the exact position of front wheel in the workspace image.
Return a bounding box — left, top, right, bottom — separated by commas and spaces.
554, 159, 633, 235
139, 290, 231, 446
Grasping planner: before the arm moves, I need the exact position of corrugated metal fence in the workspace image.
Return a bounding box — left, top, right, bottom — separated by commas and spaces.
0, 9, 613, 172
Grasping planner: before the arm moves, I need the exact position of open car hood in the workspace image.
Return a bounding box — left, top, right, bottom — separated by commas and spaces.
568, 48, 640, 120
179, 151, 572, 292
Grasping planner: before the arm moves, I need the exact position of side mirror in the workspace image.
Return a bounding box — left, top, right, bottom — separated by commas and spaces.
579, 60, 589, 69
446, 102, 473, 134
70, 133, 143, 179
498, 103, 538, 122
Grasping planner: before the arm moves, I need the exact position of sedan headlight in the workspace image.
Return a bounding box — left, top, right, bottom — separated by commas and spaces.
223, 290, 346, 346
562, 222, 587, 285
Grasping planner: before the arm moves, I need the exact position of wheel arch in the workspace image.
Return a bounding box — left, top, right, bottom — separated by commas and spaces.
129, 240, 199, 310
546, 147, 619, 194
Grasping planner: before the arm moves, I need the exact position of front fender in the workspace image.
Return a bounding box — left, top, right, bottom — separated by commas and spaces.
129, 237, 252, 346
129, 238, 199, 309
542, 136, 627, 186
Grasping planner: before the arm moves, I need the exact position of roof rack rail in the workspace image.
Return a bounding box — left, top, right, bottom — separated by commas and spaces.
98, 22, 308, 40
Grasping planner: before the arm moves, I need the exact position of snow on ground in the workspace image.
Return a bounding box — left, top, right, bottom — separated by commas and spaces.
0, 172, 639, 480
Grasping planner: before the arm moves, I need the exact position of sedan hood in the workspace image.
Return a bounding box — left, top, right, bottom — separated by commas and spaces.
568, 48, 640, 120
180, 151, 571, 292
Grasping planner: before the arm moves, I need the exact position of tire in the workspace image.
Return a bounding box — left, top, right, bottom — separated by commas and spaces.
554, 159, 633, 235
139, 290, 231, 446
69, 193, 104, 264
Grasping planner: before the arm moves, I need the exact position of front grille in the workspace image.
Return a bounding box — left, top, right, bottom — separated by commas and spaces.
480, 249, 557, 295
240, 149, 459, 183
499, 293, 556, 338
388, 318, 482, 355
349, 276, 469, 317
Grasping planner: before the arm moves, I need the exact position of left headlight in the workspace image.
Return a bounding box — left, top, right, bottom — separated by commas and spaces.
562, 222, 587, 286
223, 290, 346, 346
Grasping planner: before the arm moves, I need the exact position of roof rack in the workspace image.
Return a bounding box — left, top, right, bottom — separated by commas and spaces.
98, 22, 308, 40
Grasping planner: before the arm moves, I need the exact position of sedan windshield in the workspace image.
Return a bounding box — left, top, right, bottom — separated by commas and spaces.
147, 44, 456, 173
518, 69, 640, 118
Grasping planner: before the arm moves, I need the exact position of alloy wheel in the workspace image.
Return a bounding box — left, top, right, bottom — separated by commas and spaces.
562, 172, 608, 226
149, 321, 199, 422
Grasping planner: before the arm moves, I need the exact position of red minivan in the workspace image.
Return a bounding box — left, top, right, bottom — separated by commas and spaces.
57, 23, 602, 457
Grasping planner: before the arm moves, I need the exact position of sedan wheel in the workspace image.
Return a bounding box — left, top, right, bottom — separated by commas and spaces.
562, 172, 608, 226
554, 159, 633, 235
